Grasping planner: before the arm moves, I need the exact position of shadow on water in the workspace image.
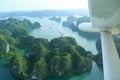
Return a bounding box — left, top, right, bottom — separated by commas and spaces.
0, 57, 15, 80
44, 62, 104, 80
69, 61, 104, 80
0, 66, 15, 80
90, 61, 104, 80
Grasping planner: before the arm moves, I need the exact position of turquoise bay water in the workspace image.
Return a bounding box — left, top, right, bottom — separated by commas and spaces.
0, 17, 104, 80
28, 17, 104, 80
0, 57, 15, 80
28, 17, 98, 54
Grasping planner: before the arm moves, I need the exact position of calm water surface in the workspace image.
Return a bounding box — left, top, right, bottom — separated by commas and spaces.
0, 17, 103, 80
29, 17, 103, 80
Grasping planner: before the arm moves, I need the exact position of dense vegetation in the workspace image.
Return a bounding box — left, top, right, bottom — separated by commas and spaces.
0, 18, 92, 80
10, 36, 92, 80
0, 18, 41, 57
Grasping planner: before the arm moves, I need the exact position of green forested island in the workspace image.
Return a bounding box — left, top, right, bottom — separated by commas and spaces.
0, 18, 41, 57
0, 18, 92, 80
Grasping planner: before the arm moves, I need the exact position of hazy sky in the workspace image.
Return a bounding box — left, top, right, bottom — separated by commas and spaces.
0, 0, 88, 12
